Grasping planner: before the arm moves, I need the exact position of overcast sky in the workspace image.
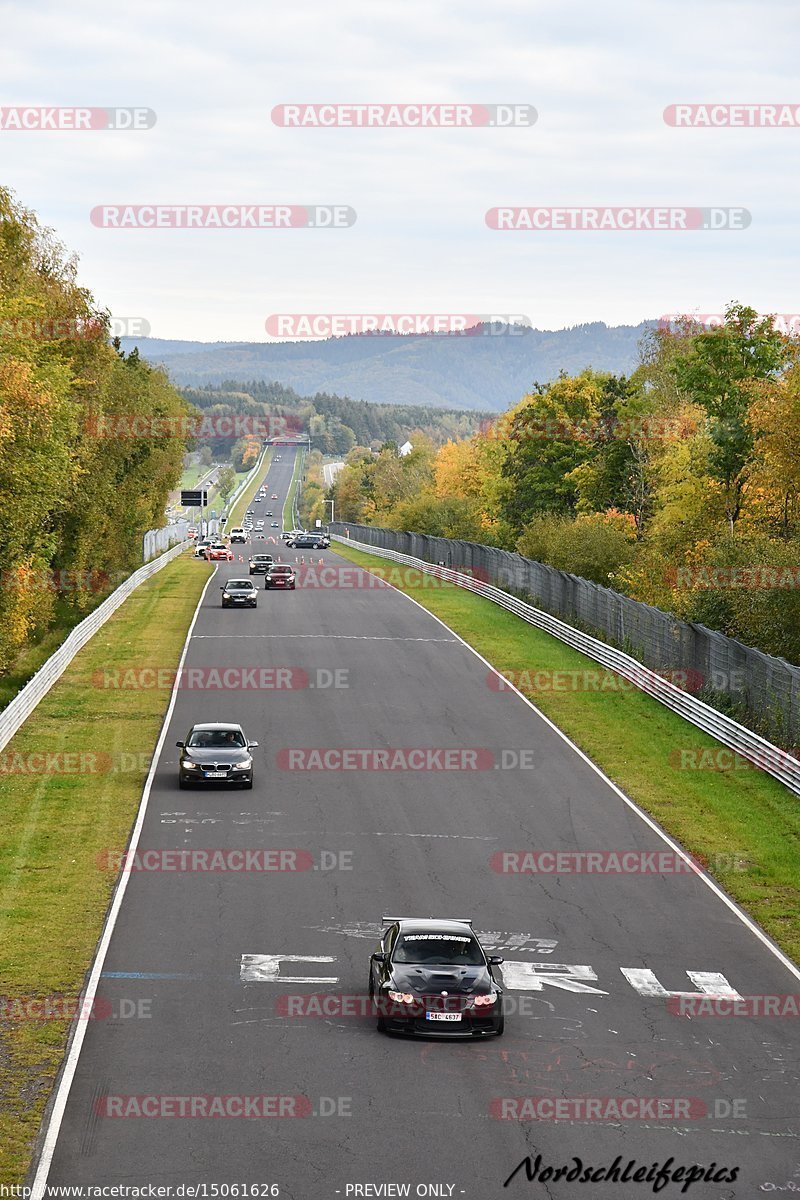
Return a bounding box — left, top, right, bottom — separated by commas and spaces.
1, 0, 798, 341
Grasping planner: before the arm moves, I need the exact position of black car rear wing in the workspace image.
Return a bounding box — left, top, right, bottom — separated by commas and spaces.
381, 915, 473, 926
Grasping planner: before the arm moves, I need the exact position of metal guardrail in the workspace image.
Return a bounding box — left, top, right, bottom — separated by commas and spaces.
291, 448, 305, 530
225, 445, 270, 520
333, 534, 800, 797
0, 540, 190, 754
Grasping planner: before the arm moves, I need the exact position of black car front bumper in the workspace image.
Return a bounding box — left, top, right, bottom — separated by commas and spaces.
378, 997, 503, 1037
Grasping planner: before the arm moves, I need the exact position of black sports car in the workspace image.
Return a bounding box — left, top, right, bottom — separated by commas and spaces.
368, 917, 504, 1037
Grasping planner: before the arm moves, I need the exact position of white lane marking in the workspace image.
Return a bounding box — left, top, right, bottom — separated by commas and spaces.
351, 559, 800, 985
287, 830, 497, 840
240, 954, 338, 983
481, 932, 558, 954
500, 961, 609, 994
620, 969, 742, 999
31, 565, 220, 1200
307, 921, 557, 954
193, 634, 458, 642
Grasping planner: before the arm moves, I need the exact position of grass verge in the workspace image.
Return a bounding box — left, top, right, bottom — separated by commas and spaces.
227, 449, 272, 529
332, 540, 800, 964
0, 551, 212, 1183
282, 449, 303, 531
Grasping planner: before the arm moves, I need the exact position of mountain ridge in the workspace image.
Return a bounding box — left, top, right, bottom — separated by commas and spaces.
120, 320, 655, 410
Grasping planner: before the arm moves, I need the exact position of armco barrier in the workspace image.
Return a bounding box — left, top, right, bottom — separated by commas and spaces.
225, 445, 270, 520
332, 532, 800, 798
331, 524, 800, 747
0, 540, 190, 754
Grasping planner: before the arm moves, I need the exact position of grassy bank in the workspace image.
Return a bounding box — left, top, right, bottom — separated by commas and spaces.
332, 540, 800, 964
0, 552, 212, 1182
227, 449, 272, 529
283, 448, 304, 531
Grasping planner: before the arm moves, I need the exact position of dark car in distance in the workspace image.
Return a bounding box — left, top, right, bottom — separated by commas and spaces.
176, 722, 259, 789
286, 532, 326, 549
264, 563, 296, 590
249, 554, 274, 575
368, 918, 505, 1038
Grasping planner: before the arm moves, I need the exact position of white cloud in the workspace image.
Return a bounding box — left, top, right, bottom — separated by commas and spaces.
1, 0, 798, 338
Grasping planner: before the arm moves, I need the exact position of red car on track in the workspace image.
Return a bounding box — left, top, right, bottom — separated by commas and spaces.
205, 544, 234, 562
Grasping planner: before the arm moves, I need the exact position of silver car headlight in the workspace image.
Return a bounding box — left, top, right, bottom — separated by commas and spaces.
237, 757, 253, 770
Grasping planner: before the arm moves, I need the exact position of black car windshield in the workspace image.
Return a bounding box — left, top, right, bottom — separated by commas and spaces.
270, 566, 293, 574
226, 580, 253, 589
187, 729, 246, 748
393, 933, 485, 965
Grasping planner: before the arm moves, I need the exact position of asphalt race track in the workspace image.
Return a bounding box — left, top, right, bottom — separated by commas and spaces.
34, 447, 800, 1198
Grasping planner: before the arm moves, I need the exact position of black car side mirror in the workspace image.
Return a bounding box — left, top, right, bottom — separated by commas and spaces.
219, 585, 224, 589
175, 741, 184, 748
371, 952, 386, 963
487, 955, 504, 966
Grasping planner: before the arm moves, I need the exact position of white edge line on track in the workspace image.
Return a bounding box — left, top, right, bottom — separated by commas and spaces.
334, 548, 800, 985
30, 565, 219, 1198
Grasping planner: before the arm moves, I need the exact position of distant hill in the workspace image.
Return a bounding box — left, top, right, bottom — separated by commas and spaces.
120, 321, 654, 411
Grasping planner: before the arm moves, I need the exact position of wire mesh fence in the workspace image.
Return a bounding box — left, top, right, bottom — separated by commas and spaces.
143, 521, 189, 561
332, 523, 800, 748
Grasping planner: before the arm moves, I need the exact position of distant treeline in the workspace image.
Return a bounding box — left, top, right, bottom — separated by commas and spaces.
0, 187, 189, 671
328, 305, 800, 668
180, 380, 490, 455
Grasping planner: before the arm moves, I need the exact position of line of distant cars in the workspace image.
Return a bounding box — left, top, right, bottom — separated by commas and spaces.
182, 474, 508, 1040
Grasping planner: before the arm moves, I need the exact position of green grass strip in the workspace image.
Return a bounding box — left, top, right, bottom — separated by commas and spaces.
282, 449, 303, 531
0, 552, 212, 1183
227, 448, 272, 529
333, 540, 800, 965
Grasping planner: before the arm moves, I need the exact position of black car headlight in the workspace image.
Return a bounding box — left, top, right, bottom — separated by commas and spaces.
471, 992, 498, 1007
181, 759, 199, 770
387, 990, 415, 1004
